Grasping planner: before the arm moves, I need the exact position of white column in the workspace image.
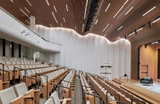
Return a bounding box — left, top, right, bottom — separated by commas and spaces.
30, 15, 35, 32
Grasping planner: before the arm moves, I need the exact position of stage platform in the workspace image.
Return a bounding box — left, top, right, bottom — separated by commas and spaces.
118, 79, 160, 104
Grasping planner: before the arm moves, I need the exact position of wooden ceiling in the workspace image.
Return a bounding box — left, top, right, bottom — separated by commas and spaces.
0, 0, 160, 42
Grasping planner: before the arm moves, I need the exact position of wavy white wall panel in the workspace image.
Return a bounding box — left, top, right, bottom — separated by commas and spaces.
0, 9, 61, 52
36, 26, 131, 79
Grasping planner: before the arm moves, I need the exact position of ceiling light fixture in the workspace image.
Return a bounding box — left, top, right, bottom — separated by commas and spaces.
82, 24, 84, 32
10, 0, 14, 2
102, 24, 109, 32
125, 6, 133, 15
24, 7, 30, 13
142, 6, 156, 16
104, 34, 107, 37
53, 6, 57, 12
75, 26, 77, 30
128, 32, 135, 36
152, 16, 160, 23
20, 8, 29, 18
50, 24, 53, 27
105, 3, 111, 12
113, 0, 129, 18
117, 26, 123, 31
95, 19, 98, 25
63, 17, 66, 22
26, 0, 32, 6
137, 27, 143, 32
51, 11, 58, 23
84, 0, 89, 19
45, 0, 50, 6
66, 4, 68, 12
151, 41, 158, 44
60, 23, 63, 27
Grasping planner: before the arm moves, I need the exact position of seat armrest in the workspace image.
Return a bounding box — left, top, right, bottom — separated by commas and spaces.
34, 89, 40, 92
24, 95, 34, 100
9, 95, 24, 104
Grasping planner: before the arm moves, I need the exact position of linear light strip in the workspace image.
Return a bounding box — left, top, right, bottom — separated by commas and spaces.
66, 4, 68, 12
143, 6, 156, 16
137, 27, 143, 32
113, 0, 129, 18
152, 17, 160, 23
117, 26, 123, 31
125, 6, 133, 15
20, 8, 29, 18
53, 6, 57, 12
102, 24, 109, 32
51, 11, 58, 23
10, 0, 14, 2
82, 24, 84, 32
25, 20, 30, 24
84, 0, 89, 19
60, 23, 63, 27
24, 7, 30, 13
26, 0, 32, 6
46, 0, 50, 6
75, 26, 77, 30
50, 24, 53, 27
104, 34, 107, 37
63, 17, 66, 22
95, 19, 98, 25
128, 32, 135, 36
105, 24, 113, 33
105, 3, 111, 12
117, 37, 121, 40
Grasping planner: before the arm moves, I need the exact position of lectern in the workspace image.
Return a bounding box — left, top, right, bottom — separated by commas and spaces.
100, 64, 112, 74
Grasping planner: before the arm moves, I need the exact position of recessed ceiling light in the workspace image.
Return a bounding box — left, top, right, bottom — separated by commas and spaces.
95, 19, 98, 25
24, 7, 30, 13
66, 4, 68, 12
117, 26, 123, 31
142, 6, 156, 16
45, 0, 50, 6
84, 0, 89, 19
102, 24, 109, 32
26, 0, 32, 6
53, 6, 57, 12
63, 17, 66, 22
113, 0, 129, 18
51, 11, 58, 23
125, 6, 133, 15
105, 3, 111, 12
151, 41, 158, 44
20, 8, 29, 18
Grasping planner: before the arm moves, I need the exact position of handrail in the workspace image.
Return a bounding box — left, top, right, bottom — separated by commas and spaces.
23, 75, 40, 89
0, 7, 62, 46
35, 73, 49, 99
0, 63, 10, 82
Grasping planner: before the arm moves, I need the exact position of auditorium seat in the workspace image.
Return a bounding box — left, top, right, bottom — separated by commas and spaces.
0, 87, 24, 104
14, 82, 40, 104
44, 98, 55, 104
50, 91, 71, 104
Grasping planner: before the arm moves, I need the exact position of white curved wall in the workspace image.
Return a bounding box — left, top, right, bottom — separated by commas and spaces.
36, 25, 131, 79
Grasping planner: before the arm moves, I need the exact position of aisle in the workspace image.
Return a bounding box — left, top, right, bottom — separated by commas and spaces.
72, 75, 83, 104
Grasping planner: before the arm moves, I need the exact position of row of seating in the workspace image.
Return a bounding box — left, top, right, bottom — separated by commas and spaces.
0, 82, 39, 104
44, 70, 76, 104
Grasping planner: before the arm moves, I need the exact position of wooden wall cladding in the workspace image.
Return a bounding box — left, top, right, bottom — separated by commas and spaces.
129, 22, 160, 80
